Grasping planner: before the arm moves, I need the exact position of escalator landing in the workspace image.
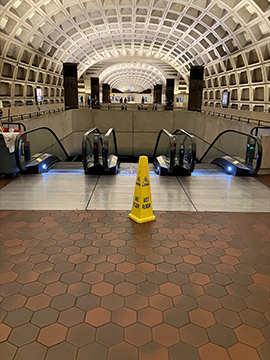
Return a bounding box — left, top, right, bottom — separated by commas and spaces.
193, 163, 231, 176
0, 162, 269, 212
117, 162, 156, 175
47, 161, 84, 173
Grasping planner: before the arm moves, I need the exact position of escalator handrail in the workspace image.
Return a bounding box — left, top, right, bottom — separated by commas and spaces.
2, 122, 26, 132
82, 127, 101, 173
173, 129, 196, 173
152, 129, 175, 173
102, 128, 118, 172
199, 129, 262, 174
250, 126, 270, 137
15, 126, 69, 172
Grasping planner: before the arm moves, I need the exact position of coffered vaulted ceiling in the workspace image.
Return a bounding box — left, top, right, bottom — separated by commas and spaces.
0, 0, 269, 92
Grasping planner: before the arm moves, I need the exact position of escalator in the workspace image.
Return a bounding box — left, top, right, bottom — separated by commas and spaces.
197, 130, 262, 176
82, 127, 119, 175
15, 127, 69, 174
153, 129, 196, 175
14, 126, 119, 175
153, 129, 262, 176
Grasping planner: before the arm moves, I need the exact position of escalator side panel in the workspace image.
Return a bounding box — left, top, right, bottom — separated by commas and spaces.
24, 154, 60, 174
212, 156, 252, 176
153, 129, 195, 176
199, 130, 262, 176
83, 128, 120, 175
15, 127, 69, 174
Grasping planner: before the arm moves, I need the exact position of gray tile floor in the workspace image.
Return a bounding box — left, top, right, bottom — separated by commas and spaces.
0, 164, 269, 212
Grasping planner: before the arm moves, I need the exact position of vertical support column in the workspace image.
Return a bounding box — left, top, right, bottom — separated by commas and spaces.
91, 77, 100, 109
154, 84, 162, 103
63, 63, 78, 110
188, 66, 204, 112
102, 83, 110, 103
165, 79, 174, 110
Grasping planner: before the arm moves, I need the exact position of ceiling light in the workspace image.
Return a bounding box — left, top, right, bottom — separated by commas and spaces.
13, 0, 22, 9
0, 17, 8, 29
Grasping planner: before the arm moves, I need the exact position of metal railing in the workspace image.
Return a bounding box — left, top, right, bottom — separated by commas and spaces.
197, 108, 270, 127
1, 103, 269, 128
1, 122, 26, 132
1, 107, 65, 123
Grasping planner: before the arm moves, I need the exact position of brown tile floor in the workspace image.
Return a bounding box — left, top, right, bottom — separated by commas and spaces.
0, 210, 269, 360
0, 177, 14, 190
256, 175, 270, 189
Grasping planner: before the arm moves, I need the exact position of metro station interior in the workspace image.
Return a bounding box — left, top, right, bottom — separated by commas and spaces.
0, 1, 270, 360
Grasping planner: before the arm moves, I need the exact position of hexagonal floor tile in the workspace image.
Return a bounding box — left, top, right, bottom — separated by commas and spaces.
189, 308, 216, 328
180, 323, 208, 347
152, 323, 180, 347
125, 323, 151, 347
67, 323, 95, 347
97, 323, 123, 347
138, 307, 163, 327
37, 323, 67, 347
198, 343, 230, 360
85, 307, 111, 327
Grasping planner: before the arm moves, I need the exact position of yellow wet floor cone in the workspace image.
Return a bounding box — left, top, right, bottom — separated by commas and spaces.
129, 156, 156, 224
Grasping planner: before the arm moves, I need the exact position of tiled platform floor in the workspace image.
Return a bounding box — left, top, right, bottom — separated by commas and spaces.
0, 210, 269, 360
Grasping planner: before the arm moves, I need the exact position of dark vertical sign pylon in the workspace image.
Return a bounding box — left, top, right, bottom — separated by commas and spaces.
91, 77, 100, 109
188, 66, 204, 112
154, 84, 162, 103
102, 83, 110, 103
165, 79, 174, 110
63, 63, 78, 110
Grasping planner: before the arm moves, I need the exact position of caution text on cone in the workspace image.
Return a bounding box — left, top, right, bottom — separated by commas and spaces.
129, 156, 155, 224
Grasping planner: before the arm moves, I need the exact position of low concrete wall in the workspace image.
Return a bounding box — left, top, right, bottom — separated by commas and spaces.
19, 108, 269, 170
173, 110, 257, 158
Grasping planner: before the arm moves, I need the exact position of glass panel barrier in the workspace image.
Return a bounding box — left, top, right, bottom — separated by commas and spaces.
82, 128, 100, 173
154, 130, 172, 159
153, 129, 175, 173
85, 132, 95, 169
103, 128, 118, 172
15, 127, 68, 171
200, 130, 261, 174
173, 129, 196, 173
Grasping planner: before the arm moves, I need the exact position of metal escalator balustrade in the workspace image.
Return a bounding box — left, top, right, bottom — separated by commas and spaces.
153, 129, 196, 175
82, 127, 119, 175
103, 128, 119, 173
198, 130, 262, 176
82, 127, 101, 173
153, 129, 174, 174
15, 127, 69, 173
173, 129, 196, 174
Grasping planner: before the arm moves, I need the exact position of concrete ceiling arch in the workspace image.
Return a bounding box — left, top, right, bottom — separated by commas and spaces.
99, 62, 166, 92
0, 0, 269, 103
